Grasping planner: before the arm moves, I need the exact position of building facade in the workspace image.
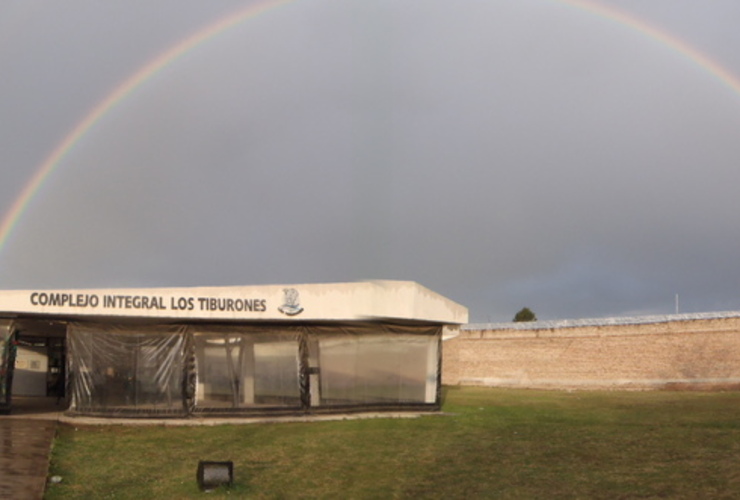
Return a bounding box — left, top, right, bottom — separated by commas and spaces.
0, 281, 467, 417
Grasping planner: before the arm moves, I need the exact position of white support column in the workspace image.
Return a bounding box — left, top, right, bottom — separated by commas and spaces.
241, 341, 255, 405
424, 336, 439, 404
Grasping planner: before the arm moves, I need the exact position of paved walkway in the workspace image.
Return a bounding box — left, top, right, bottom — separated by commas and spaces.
0, 398, 61, 500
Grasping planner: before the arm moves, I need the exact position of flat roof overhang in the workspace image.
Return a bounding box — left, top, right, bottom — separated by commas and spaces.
0, 280, 468, 325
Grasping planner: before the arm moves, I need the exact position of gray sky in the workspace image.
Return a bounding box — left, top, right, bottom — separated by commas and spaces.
2, 0, 740, 323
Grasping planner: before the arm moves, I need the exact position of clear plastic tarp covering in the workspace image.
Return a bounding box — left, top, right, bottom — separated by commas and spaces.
65, 322, 441, 417
190, 326, 302, 411
0, 319, 15, 409
308, 325, 439, 406
68, 323, 187, 416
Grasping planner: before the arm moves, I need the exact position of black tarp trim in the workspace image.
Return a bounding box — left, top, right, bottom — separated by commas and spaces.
0, 320, 16, 413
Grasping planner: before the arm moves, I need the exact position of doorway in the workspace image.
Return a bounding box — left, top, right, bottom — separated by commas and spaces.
8, 320, 67, 412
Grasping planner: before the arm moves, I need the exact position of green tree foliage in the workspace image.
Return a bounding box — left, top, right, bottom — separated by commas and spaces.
513, 307, 537, 322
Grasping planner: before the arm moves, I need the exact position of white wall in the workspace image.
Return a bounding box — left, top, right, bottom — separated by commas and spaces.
12, 346, 48, 396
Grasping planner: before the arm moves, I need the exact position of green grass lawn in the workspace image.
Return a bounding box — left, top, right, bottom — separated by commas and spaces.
45, 387, 740, 499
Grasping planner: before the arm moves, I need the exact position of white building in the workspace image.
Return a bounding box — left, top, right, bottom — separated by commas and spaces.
0, 281, 467, 417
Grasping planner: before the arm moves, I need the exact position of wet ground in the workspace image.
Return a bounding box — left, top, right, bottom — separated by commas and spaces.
0, 397, 62, 500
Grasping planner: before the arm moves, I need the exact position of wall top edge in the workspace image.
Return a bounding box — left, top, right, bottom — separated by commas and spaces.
464, 311, 740, 331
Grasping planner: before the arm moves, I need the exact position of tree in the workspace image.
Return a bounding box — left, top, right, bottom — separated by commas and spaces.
513, 307, 537, 322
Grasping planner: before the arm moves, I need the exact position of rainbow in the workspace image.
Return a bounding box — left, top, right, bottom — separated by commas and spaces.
559, 0, 740, 94
0, 0, 293, 256
1, 0, 739, 257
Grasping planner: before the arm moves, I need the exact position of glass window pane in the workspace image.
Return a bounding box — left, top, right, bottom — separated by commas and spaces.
193, 330, 300, 409
68, 324, 185, 415
318, 334, 437, 405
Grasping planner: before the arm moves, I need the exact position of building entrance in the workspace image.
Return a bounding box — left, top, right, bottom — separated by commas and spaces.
8, 321, 67, 407
12, 335, 65, 398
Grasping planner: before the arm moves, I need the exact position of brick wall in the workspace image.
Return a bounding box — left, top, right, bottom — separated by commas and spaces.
442, 317, 740, 389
